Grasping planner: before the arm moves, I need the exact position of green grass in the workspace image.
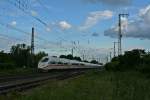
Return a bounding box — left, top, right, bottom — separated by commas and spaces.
1, 70, 150, 100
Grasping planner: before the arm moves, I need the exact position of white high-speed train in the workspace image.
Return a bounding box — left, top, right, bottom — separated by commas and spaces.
38, 56, 102, 71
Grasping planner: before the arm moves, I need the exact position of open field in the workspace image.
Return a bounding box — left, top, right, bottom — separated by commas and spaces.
1, 69, 150, 100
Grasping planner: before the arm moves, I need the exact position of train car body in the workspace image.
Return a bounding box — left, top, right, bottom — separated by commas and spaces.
38, 56, 102, 71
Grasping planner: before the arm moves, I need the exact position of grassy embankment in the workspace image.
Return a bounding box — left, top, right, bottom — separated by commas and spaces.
1, 69, 150, 100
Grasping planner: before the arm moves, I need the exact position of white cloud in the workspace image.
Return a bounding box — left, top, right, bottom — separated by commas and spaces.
10, 21, 17, 27
30, 10, 38, 16
79, 10, 113, 30
104, 5, 150, 40
139, 5, 150, 23
139, 5, 150, 16
58, 21, 72, 30
46, 27, 51, 32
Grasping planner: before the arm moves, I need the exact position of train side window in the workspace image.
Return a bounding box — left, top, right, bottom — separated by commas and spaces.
80, 64, 84, 66
49, 61, 56, 64
58, 62, 63, 64
41, 58, 49, 62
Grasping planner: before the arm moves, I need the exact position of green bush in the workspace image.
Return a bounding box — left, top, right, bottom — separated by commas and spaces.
136, 64, 150, 73
105, 49, 150, 72
105, 61, 119, 71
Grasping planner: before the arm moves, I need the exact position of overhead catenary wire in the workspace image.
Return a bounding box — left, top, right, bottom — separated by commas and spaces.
0, 33, 24, 42
0, 33, 27, 51
36, 0, 51, 14
7, 0, 49, 27
5, 0, 66, 46
10, 0, 86, 48
2, 0, 106, 58
0, 21, 60, 46
0, 33, 52, 51
0, 22, 73, 54
0, 20, 74, 52
0, 34, 47, 52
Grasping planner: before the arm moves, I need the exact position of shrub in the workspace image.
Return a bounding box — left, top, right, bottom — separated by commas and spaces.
105, 61, 119, 71
136, 64, 150, 73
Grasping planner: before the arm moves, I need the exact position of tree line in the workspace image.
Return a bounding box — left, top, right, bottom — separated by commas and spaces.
0, 43, 47, 69
105, 49, 150, 73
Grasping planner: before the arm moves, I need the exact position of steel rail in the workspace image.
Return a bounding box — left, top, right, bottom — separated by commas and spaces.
0, 70, 85, 95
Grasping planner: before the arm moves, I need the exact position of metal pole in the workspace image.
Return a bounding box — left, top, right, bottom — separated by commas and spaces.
118, 14, 129, 55
114, 42, 119, 57
82, 54, 85, 61
106, 55, 108, 63
31, 27, 34, 55
110, 52, 112, 61
118, 14, 121, 56
114, 42, 116, 57
71, 48, 73, 57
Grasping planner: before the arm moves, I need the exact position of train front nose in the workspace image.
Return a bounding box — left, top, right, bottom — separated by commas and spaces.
38, 62, 48, 69
38, 57, 49, 69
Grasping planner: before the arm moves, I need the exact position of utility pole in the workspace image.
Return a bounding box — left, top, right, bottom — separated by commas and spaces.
29, 27, 34, 67
82, 54, 85, 61
82, 50, 86, 61
98, 57, 101, 63
118, 14, 129, 55
110, 52, 112, 61
106, 55, 109, 63
71, 48, 73, 57
114, 42, 116, 57
31, 27, 34, 55
113, 42, 118, 57
71, 41, 76, 57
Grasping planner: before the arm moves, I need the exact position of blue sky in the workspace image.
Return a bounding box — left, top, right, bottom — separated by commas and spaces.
0, 0, 150, 61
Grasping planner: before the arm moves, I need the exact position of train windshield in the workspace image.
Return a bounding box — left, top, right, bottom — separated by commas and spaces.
41, 58, 49, 62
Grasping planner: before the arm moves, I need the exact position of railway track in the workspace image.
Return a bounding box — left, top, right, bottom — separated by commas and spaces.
0, 71, 59, 83
0, 70, 85, 95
